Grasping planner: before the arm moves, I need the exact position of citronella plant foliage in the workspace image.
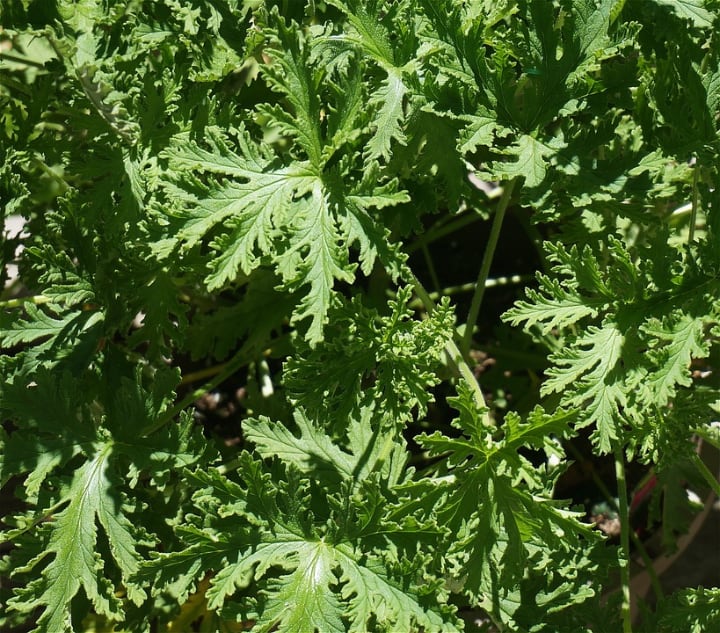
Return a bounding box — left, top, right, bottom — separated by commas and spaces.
1, 1, 720, 632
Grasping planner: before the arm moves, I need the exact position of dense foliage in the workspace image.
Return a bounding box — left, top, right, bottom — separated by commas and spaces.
1, 1, 719, 631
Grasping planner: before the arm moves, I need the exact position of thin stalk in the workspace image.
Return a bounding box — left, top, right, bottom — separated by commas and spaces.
216, 457, 242, 475
0, 73, 33, 96
140, 344, 253, 437
565, 442, 663, 603
421, 243, 442, 294
689, 450, 720, 498
614, 445, 633, 633
180, 363, 227, 386
0, 51, 49, 68
407, 210, 483, 254
688, 159, 700, 243
406, 275, 532, 309
0, 498, 68, 542
461, 178, 518, 357
409, 272, 489, 420
31, 157, 70, 194
0, 294, 51, 309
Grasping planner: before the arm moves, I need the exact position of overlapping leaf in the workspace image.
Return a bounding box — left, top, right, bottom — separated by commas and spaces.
1, 369, 204, 632
412, 385, 604, 630
154, 16, 410, 344
284, 287, 455, 429
325, 0, 418, 161
505, 236, 720, 453
145, 410, 459, 633
418, 0, 621, 192
2, 2, 720, 632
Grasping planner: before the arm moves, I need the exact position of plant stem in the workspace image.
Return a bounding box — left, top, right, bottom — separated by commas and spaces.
0, 498, 68, 542
0, 50, 49, 68
461, 178, 518, 357
140, 344, 254, 437
614, 444, 633, 633
421, 243, 442, 293
409, 272, 490, 421
407, 209, 483, 254
688, 158, 700, 243
0, 294, 51, 308
215, 457, 242, 475
689, 450, 720, 498
180, 363, 228, 386
406, 275, 532, 309
565, 442, 663, 603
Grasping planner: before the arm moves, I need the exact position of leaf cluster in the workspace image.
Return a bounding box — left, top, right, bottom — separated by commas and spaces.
2, 1, 720, 632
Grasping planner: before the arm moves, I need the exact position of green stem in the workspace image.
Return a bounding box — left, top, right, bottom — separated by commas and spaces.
461, 178, 518, 357
406, 275, 532, 309
180, 363, 227, 386
407, 210, 483, 254
689, 450, 720, 498
409, 272, 490, 421
0, 50, 49, 68
565, 442, 663, 603
0, 498, 68, 543
216, 457, 242, 475
0, 294, 51, 308
140, 344, 255, 437
614, 444, 633, 633
688, 158, 699, 244
421, 243, 442, 293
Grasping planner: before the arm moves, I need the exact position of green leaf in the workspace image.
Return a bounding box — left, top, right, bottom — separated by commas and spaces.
282, 186, 355, 344
156, 444, 458, 632
262, 15, 325, 166
504, 275, 600, 334
416, 389, 600, 629
506, 234, 720, 454
0, 371, 90, 497
0, 303, 102, 348
459, 107, 501, 154
284, 288, 455, 429
642, 313, 709, 405
243, 410, 357, 482
322, 1, 417, 163
159, 121, 407, 344
493, 134, 561, 188
652, 0, 715, 28
2, 368, 203, 629
335, 548, 458, 633
544, 323, 625, 451
656, 587, 720, 633
260, 541, 344, 633
342, 176, 409, 278
365, 70, 408, 161
326, 0, 398, 67
158, 128, 316, 276
22, 445, 134, 632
